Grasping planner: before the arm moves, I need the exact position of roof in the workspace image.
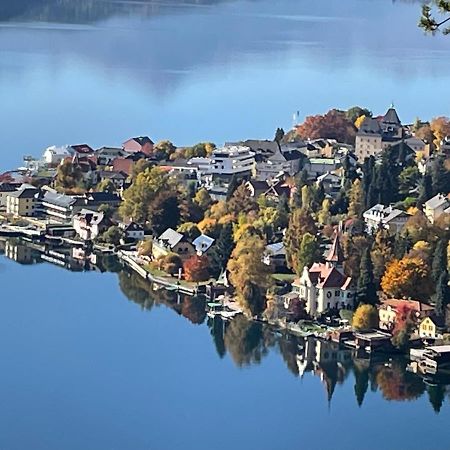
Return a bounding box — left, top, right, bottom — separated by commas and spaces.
364, 204, 408, 223
325, 233, 344, 264
282, 149, 304, 161
124, 136, 154, 147
0, 183, 18, 193
84, 192, 120, 203
265, 242, 285, 256
98, 170, 127, 180
308, 263, 351, 289
158, 228, 184, 248
74, 208, 105, 226
358, 117, 381, 135
70, 144, 94, 154
425, 193, 449, 210
426, 345, 450, 355
308, 158, 337, 165
112, 158, 134, 175
42, 190, 77, 208
380, 298, 433, 313
382, 107, 401, 125
8, 187, 37, 199
192, 234, 215, 253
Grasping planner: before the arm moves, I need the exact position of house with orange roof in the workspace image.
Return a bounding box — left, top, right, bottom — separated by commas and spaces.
291, 233, 354, 316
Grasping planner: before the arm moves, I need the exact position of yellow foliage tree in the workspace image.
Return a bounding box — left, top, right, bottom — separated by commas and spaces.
381, 257, 432, 301
354, 115, 366, 129
227, 234, 272, 316
352, 304, 379, 331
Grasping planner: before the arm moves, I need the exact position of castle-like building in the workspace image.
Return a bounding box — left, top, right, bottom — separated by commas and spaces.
291, 233, 354, 316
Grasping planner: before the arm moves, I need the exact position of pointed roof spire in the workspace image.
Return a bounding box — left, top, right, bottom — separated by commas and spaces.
383, 106, 401, 125
326, 232, 344, 264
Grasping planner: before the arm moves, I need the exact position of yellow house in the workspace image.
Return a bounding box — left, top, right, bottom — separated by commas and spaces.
6, 187, 38, 217
378, 299, 433, 331
419, 316, 446, 339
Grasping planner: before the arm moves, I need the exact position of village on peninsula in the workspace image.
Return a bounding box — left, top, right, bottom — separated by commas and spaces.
1, 105, 450, 378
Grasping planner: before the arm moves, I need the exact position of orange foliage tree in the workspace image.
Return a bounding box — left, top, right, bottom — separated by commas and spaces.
296, 109, 356, 144
430, 116, 450, 148
183, 255, 210, 282
381, 257, 432, 301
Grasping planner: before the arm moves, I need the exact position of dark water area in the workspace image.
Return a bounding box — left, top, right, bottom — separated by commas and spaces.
0, 241, 449, 450
1, 0, 450, 170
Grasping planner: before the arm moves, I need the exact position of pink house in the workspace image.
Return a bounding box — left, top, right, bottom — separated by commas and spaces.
122, 136, 154, 156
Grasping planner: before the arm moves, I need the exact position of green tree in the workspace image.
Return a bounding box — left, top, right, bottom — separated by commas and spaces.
274, 127, 285, 147
432, 239, 448, 282
434, 270, 450, 317
318, 198, 331, 225
100, 226, 123, 245
294, 233, 320, 276
356, 247, 378, 305
177, 222, 201, 241
194, 188, 213, 211
149, 190, 181, 235
131, 159, 153, 180
208, 222, 235, 279
153, 140, 176, 160
346, 106, 372, 123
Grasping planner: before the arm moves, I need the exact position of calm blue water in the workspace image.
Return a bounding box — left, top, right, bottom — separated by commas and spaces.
0, 246, 449, 450
1, 0, 450, 170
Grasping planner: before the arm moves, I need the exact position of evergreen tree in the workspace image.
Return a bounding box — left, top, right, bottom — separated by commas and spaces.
430, 156, 450, 196
356, 247, 378, 305
434, 270, 450, 317
432, 239, 448, 282
427, 384, 445, 414
208, 223, 235, 279
226, 174, 239, 201
417, 173, 433, 206
354, 365, 369, 407
275, 194, 290, 229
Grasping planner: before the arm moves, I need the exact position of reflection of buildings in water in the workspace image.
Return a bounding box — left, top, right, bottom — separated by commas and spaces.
297, 338, 353, 402
4, 241, 38, 265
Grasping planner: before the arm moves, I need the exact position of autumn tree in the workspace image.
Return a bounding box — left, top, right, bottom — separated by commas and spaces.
158, 253, 183, 276
96, 178, 116, 193
432, 239, 448, 282
227, 234, 272, 316
183, 255, 210, 282
148, 190, 180, 236
318, 198, 331, 225
294, 233, 321, 277
391, 302, 417, 350
430, 117, 450, 147
120, 167, 170, 226
296, 109, 357, 144
55, 160, 84, 191
284, 207, 318, 273
194, 188, 213, 211
348, 179, 365, 219
99, 225, 123, 246
371, 229, 394, 284
177, 222, 201, 241
227, 183, 258, 217
381, 257, 432, 301
153, 140, 176, 160
352, 304, 378, 331
346, 106, 372, 123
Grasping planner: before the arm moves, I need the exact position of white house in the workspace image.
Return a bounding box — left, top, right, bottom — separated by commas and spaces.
424, 194, 450, 224
192, 234, 215, 255
363, 204, 409, 234
73, 209, 107, 241
119, 221, 145, 241
291, 234, 354, 316
42, 145, 72, 165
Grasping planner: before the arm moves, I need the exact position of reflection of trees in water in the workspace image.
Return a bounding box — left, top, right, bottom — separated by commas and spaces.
375, 360, 425, 402
208, 317, 227, 359
118, 271, 155, 311
278, 334, 302, 377
223, 316, 271, 367
181, 295, 207, 325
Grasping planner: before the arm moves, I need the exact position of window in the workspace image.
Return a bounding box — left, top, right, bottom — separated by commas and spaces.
335, 290, 340, 297
327, 302, 330, 309
326, 291, 332, 299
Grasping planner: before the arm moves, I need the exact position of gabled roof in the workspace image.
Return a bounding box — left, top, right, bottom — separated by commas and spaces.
158, 228, 184, 248
425, 193, 449, 210
42, 190, 77, 208
84, 192, 120, 203
358, 117, 381, 135
0, 183, 18, 193
308, 263, 351, 289
124, 136, 154, 146
380, 298, 433, 313
8, 186, 38, 199
74, 208, 105, 226
265, 242, 285, 256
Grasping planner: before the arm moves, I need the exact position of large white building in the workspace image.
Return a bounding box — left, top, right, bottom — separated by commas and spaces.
363, 204, 409, 234
291, 234, 354, 316
424, 194, 450, 224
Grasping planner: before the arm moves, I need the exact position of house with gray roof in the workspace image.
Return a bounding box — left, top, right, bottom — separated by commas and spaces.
40, 189, 84, 222
425, 193, 450, 224
192, 234, 215, 255
152, 228, 195, 261
363, 204, 409, 234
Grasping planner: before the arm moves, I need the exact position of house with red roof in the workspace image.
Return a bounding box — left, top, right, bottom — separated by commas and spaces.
122, 136, 154, 156
291, 233, 354, 316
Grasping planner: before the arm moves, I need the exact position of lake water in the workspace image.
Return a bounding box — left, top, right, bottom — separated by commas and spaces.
0, 242, 449, 450
1, 0, 450, 170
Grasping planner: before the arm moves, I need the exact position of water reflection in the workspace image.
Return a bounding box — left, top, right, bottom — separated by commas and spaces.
1, 239, 450, 414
